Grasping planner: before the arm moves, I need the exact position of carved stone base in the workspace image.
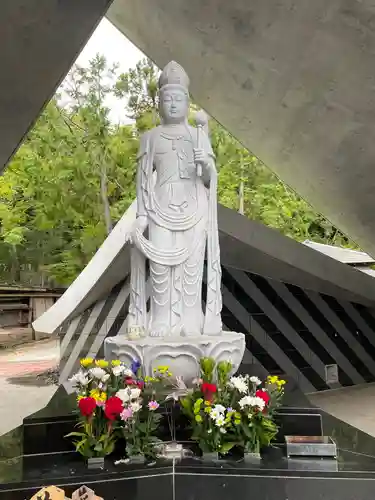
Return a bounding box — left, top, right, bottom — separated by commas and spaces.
104, 332, 245, 383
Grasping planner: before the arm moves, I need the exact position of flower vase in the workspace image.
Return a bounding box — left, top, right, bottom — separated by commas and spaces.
201, 451, 219, 462
87, 457, 105, 470
129, 454, 145, 464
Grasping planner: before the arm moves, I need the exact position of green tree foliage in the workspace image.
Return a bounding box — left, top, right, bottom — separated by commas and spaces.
0, 56, 353, 286
115, 57, 160, 132
0, 56, 138, 285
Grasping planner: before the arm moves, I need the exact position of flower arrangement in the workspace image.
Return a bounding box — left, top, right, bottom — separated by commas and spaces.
180, 357, 286, 457
66, 358, 128, 459
118, 365, 173, 460
230, 373, 286, 455
66, 358, 172, 461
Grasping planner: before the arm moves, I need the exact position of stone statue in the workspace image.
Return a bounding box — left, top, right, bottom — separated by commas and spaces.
125, 60, 222, 338
105, 61, 244, 383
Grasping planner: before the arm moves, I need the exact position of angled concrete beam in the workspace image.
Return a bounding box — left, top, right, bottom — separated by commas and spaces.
0, 0, 112, 172
33, 201, 375, 336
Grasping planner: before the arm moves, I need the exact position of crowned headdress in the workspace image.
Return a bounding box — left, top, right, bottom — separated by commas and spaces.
158, 61, 190, 91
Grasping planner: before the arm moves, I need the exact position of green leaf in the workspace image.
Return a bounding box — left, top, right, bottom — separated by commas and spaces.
220, 442, 236, 454
65, 432, 86, 438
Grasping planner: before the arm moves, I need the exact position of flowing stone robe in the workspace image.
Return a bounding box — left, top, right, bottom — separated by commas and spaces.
127, 124, 222, 337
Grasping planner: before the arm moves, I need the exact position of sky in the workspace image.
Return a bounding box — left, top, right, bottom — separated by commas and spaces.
65, 18, 144, 124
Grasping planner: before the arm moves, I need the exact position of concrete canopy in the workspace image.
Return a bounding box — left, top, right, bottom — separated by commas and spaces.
108, 0, 375, 257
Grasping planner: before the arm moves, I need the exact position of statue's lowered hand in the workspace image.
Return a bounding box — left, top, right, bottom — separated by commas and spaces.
125, 216, 148, 245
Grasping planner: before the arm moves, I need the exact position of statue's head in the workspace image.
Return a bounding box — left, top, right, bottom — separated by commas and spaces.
158, 61, 189, 124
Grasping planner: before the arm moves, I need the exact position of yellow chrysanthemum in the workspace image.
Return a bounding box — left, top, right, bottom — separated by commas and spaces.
111, 360, 121, 367
157, 365, 169, 372
95, 359, 109, 368
195, 414, 203, 423
234, 412, 241, 420
204, 400, 211, 406
204, 407, 211, 414
145, 376, 157, 383
234, 419, 241, 425
80, 358, 94, 368
90, 389, 107, 402
267, 375, 279, 385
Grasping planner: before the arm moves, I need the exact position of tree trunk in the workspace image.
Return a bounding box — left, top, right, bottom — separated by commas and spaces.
100, 163, 112, 235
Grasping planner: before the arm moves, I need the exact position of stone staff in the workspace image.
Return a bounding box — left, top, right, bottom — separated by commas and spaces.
195, 109, 209, 177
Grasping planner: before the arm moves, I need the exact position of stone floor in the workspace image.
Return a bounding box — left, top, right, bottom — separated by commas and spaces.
0, 337, 58, 435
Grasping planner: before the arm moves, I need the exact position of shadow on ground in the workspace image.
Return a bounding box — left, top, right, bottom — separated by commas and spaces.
6, 370, 59, 387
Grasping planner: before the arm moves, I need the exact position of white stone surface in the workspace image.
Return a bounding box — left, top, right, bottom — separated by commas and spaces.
105, 331, 245, 383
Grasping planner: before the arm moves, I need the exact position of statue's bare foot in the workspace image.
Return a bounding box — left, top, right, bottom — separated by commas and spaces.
149, 324, 167, 338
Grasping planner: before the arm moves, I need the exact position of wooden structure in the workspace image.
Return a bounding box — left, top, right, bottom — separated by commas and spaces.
0, 285, 64, 329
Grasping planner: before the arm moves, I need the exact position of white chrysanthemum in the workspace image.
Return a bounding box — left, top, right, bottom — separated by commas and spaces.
131, 401, 142, 413
116, 389, 131, 403
229, 376, 248, 394
250, 376, 262, 386
239, 395, 265, 411
69, 371, 89, 386
238, 396, 251, 409
102, 373, 110, 383
252, 396, 266, 410
213, 404, 226, 414
130, 388, 141, 400
123, 368, 134, 377
89, 367, 107, 380
220, 427, 227, 434
112, 365, 125, 377
215, 416, 225, 427
210, 410, 220, 421
209, 406, 224, 421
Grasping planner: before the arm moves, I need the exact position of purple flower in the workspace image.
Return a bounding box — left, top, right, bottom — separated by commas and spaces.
131, 359, 141, 375
148, 401, 160, 411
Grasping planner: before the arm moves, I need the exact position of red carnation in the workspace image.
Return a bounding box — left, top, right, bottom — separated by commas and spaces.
201, 382, 217, 402
104, 396, 124, 420
124, 377, 136, 386
256, 389, 270, 405
78, 397, 96, 417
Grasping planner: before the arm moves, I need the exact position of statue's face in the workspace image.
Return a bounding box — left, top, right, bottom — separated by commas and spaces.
160, 88, 189, 123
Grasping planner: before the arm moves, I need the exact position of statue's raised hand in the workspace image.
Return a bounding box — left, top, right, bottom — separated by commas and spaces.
193, 148, 209, 168
125, 216, 148, 245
